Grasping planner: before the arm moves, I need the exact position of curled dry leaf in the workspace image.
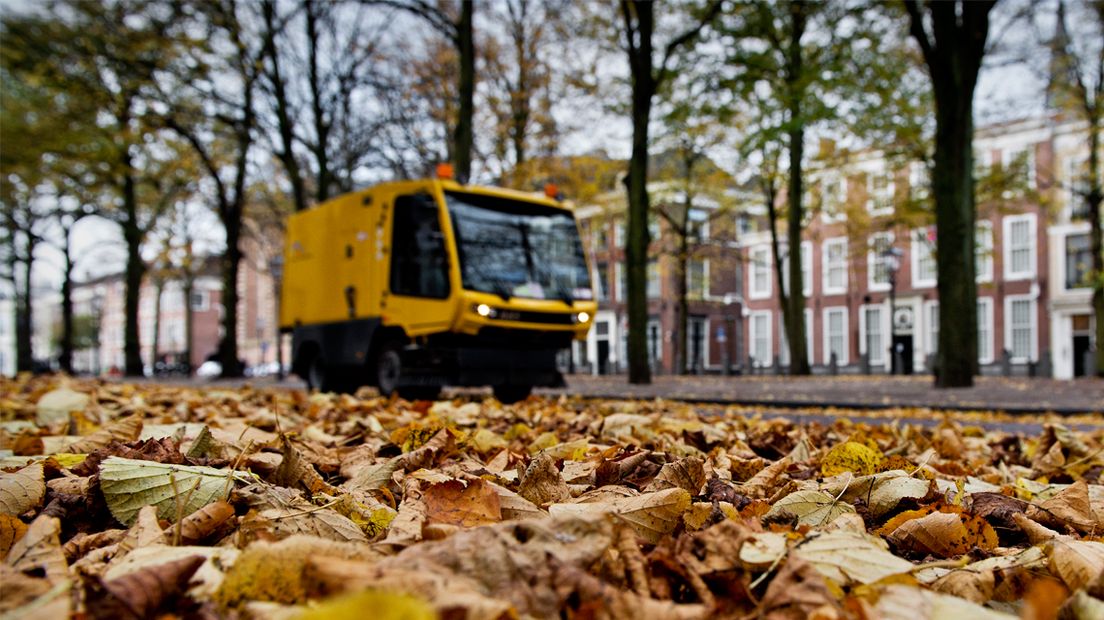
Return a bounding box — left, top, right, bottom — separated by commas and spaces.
0, 513, 29, 557
63, 414, 143, 454
0, 462, 44, 516
756, 555, 841, 620
518, 452, 571, 506
931, 568, 996, 604
1028, 480, 1103, 534
5, 514, 67, 583
272, 436, 338, 497
1045, 537, 1104, 592
101, 554, 205, 619
548, 487, 691, 544
177, 500, 236, 545
643, 456, 706, 494
887, 510, 998, 558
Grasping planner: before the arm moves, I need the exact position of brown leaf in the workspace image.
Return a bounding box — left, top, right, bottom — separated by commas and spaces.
64, 414, 143, 455
62, 529, 127, 562
741, 456, 790, 498
931, 568, 996, 604
0, 564, 54, 614
0, 462, 45, 516
0, 514, 29, 558
272, 435, 338, 497
395, 429, 457, 472
177, 500, 235, 545
251, 506, 368, 543
549, 487, 691, 544
1029, 480, 1103, 534
887, 510, 998, 558
518, 452, 571, 506
1046, 538, 1104, 592
644, 456, 706, 494
756, 556, 841, 620
101, 554, 205, 619
422, 478, 502, 528
5, 514, 67, 583
970, 492, 1029, 529
116, 505, 167, 557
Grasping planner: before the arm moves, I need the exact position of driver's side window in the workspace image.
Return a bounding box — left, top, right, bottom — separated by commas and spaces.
390, 193, 449, 298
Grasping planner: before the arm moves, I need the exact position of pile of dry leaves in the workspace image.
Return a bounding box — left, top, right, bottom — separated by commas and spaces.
1, 374, 1102, 619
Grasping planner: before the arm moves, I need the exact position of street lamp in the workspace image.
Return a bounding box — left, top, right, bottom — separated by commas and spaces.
881, 245, 904, 375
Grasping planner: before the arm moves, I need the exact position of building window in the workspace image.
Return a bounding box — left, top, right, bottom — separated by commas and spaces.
1066, 233, 1092, 290
190, 291, 209, 312
614, 220, 625, 248
909, 162, 931, 202
867, 232, 894, 291
647, 317, 662, 366
750, 311, 772, 365
868, 171, 894, 214
822, 238, 848, 295
595, 262, 609, 302
977, 297, 993, 364
614, 263, 624, 302
861, 305, 886, 366
1067, 158, 1090, 220
1003, 213, 1036, 280
1005, 296, 1036, 362
648, 216, 660, 243
925, 301, 939, 356
823, 307, 848, 365
976, 221, 994, 282
750, 246, 772, 299
688, 209, 709, 241
820, 177, 847, 222
647, 260, 660, 299
1010, 147, 1036, 189
912, 227, 936, 288
687, 259, 706, 300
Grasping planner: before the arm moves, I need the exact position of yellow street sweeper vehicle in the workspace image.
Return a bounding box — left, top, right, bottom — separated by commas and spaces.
279, 170, 595, 402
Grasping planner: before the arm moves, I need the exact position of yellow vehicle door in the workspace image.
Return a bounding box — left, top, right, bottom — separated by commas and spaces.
380, 187, 455, 336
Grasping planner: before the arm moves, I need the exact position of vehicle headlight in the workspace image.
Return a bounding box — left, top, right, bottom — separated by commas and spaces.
576, 311, 590, 324
475, 303, 493, 317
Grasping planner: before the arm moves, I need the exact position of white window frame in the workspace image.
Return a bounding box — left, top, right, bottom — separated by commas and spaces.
821, 177, 847, 223
614, 220, 625, 248
859, 303, 889, 366
688, 209, 709, 242
923, 300, 939, 357
647, 260, 661, 299
867, 170, 895, 216
822, 306, 849, 365
911, 227, 937, 289
977, 297, 994, 364
867, 232, 894, 292
1010, 146, 1036, 190
1004, 294, 1038, 363
1002, 213, 1037, 281
749, 310, 772, 366
822, 237, 848, 295
749, 245, 772, 300
976, 220, 994, 283
909, 162, 930, 201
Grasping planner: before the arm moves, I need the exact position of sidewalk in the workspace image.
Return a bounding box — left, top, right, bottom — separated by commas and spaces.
536, 374, 1104, 414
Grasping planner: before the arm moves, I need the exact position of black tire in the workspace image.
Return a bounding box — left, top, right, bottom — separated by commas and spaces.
374, 340, 404, 397
493, 384, 532, 404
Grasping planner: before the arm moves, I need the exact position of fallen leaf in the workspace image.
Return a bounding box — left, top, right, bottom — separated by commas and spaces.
177, 500, 236, 545
5, 514, 67, 583
1045, 537, 1104, 591
101, 555, 205, 619
870, 583, 1015, 619
296, 589, 437, 620
756, 555, 841, 620
35, 387, 88, 427
821, 441, 883, 477
887, 510, 998, 558
422, 478, 502, 528
793, 530, 915, 586
931, 568, 996, 604
548, 487, 691, 544
643, 456, 706, 494
764, 489, 857, 527
0, 514, 28, 557
518, 452, 571, 506
1029, 480, 1103, 534
98, 456, 250, 526
820, 470, 930, 518
63, 414, 143, 454
0, 462, 44, 516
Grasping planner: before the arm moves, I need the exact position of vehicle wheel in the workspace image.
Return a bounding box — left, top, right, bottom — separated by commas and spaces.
493, 384, 532, 404
375, 341, 404, 397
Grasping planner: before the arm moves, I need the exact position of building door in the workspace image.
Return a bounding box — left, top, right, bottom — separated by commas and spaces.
892, 335, 914, 375
1073, 335, 1091, 377
688, 317, 706, 373
597, 340, 610, 375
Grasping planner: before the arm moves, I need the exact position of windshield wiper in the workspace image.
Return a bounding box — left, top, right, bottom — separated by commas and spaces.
491, 279, 513, 301
554, 284, 574, 307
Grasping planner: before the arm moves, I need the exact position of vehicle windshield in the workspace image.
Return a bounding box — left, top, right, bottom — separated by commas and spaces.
446, 191, 592, 303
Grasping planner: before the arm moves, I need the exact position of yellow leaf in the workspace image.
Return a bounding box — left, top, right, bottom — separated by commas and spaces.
821, 441, 884, 477
296, 590, 436, 620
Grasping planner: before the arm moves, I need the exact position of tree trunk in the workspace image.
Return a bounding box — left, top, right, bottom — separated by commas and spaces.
122, 168, 145, 377
624, 1, 654, 385
15, 242, 33, 373
218, 220, 244, 377
783, 2, 809, 375
58, 231, 75, 375
931, 84, 979, 387
455, 0, 475, 182
766, 183, 791, 371
1087, 117, 1103, 376
906, 0, 993, 388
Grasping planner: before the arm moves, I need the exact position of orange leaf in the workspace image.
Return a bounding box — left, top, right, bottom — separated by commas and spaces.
421, 479, 502, 528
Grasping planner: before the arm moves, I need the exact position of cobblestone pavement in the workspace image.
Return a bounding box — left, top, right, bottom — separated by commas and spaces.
534, 374, 1104, 415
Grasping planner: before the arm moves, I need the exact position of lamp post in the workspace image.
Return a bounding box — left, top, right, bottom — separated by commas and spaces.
881, 246, 904, 375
